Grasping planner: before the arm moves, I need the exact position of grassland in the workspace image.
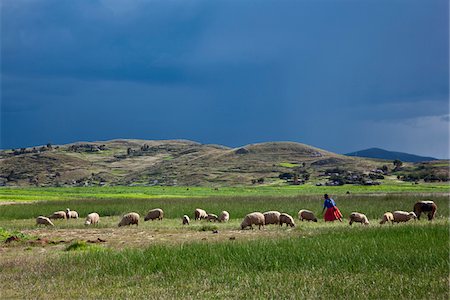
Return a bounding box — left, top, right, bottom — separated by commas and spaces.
1, 221, 448, 299
0, 193, 448, 299
0, 182, 448, 202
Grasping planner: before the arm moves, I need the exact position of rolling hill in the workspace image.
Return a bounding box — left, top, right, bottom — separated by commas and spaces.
0, 140, 447, 187
345, 148, 437, 162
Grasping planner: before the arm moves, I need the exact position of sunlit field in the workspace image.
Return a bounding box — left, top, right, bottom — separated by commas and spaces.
0, 182, 448, 202
0, 192, 448, 299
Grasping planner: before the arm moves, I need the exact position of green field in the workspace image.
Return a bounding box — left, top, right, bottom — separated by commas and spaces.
0, 191, 449, 299
2, 223, 448, 299
0, 182, 448, 202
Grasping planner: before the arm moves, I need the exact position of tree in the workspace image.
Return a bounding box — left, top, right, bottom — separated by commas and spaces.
293, 174, 299, 184
393, 160, 403, 170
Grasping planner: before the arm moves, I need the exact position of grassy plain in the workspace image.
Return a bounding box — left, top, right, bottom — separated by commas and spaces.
0, 182, 448, 202
0, 189, 448, 299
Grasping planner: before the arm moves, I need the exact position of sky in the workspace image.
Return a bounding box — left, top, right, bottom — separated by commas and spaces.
1, 0, 449, 158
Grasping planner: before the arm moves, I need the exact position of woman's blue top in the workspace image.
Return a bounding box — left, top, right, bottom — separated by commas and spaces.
323, 198, 336, 208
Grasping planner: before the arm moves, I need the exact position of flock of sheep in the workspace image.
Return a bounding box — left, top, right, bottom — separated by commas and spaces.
34, 200, 437, 230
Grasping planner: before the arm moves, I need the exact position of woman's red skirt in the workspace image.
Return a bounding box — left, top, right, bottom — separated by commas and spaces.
324, 206, 343, 221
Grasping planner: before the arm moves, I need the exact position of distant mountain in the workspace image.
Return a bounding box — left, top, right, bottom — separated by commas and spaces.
345, 148, 437, 162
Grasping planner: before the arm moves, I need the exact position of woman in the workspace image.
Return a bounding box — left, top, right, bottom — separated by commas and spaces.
322, 194, 343, 222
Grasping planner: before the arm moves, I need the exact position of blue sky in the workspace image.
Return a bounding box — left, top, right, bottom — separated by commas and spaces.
1, 0, 449, 158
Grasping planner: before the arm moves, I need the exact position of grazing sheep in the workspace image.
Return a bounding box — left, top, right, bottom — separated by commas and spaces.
48, 211, 67, 220
36, 216, 54, 226
263, 211, 281, 225
240, 212, 265, 230
206, 213, 219, 222
182, 215, 190, 225
279, 213, 296, 227
393, 211, 417, 223
379, 212, 394, 225
349, 212, 369, 226
298, 209, 318, 222
413, 201, 437, 221
118, 212, 140, 227
194, 208, 208, 220
144, 208, 164, 221
219, 211, 230, 222
84, 213, 100, 225
66, 208, 79, 219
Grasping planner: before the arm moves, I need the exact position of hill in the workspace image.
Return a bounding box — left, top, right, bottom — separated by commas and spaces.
0, 140, 447, 187
345, 148, 437, 162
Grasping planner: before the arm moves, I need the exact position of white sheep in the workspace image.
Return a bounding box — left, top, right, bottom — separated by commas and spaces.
379, 212, 394, 225
279, 213, 296, 227
298, 209, 318, 222
48, 211, 67, 220
241, 212, 265, 230
219, 211, 230, 222
144, 208, 164, 221
263, 211, 281, 225
84, 213, 100, 225
349, 212, 369, 226
182, 215, 190, 225
118, 212, 140, 227
206, 213, 219, 222
66, 208, 79, 219
194, 208, 208, 220
393, 211, 417, 223
36, 216, 55, 226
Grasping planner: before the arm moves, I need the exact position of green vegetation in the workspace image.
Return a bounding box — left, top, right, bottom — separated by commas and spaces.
65, 240, 104, 252
1, 223, 448, 298
0, 194, 448, 223
0, 227, 30, 242
1, 182, 448, 202
279, 162, 299, 168
198, 224, 219, 231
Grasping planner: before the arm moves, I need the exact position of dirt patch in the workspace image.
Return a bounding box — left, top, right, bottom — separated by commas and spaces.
21, 227, 296, 249
0, 201, 31, 206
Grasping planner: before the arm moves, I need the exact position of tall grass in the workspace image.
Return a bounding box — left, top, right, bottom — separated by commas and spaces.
0, 194, 448, 222
1, 183, 449, 202
2, 224, 448, 299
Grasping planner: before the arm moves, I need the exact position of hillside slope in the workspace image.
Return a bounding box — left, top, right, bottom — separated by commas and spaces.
0, 140, 446, 187
345, 148, 437, 162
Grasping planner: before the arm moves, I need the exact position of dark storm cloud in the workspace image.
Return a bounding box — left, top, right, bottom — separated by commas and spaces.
1, 0, 448, 158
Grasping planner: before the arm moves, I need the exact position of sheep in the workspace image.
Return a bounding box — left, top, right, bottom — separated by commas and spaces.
48, 211, 67, 220
240, 212, 265, 230
379, 212, 394, 225
279, 213, 296, 227
194, 208, 208, 220
413, 201, 437, 221
219, 211, 230, 222
206, 213, 219, 222
349, 212, 369, 226
144, 208, 164, 221
182, 215, 190, 225
392, 211, 417, 223
263, 211, 281, 225
298, 209, 318, 222
84, 213, 100, 226
66, 208, 79, 219
118, 212, 140, 227
36, 216, 54, 226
